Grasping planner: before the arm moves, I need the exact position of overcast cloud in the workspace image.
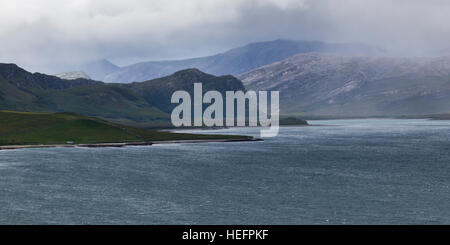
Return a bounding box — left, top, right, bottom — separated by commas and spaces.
1, 0, 450, 73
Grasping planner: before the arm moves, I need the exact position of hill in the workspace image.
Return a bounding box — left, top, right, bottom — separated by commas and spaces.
121, 68, 245, 113
104, 39, 382, 83
239, 53, 450, 117
0, 64, 244, 127
0, 110, 250, 146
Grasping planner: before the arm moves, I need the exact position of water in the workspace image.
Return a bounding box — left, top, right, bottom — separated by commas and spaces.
1, 119, 449, 224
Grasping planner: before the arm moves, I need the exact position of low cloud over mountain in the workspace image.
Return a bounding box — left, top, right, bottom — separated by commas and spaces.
2, 0, 450, 73
240, 53, 450, 117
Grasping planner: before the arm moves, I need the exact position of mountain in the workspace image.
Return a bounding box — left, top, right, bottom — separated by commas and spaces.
80, 59, 120, 80
0, 63, 243, 127
54, 71, 91, 80
239, 53, 450, 117
121, 68, 245, 113
104, 39, 382, 83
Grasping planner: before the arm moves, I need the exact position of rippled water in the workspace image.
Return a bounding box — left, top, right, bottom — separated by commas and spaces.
1, 119, 449, 224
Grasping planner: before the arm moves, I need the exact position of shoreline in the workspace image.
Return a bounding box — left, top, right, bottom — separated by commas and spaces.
160, 124, 310, 132
0, 138, 263, 151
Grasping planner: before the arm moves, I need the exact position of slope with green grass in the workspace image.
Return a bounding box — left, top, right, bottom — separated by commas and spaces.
0, 64, 245, 127
0, 110, 251, 146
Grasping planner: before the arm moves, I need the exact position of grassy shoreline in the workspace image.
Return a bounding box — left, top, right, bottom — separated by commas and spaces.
0, 110, 254, 147
0, 138, 262, 150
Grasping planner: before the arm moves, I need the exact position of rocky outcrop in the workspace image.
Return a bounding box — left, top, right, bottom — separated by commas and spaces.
55, 71, 91, 80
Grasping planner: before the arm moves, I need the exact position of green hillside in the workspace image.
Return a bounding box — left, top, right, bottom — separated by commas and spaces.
0, 110, 250, 146
123, 68, 246, 113
0, 64, 245, 127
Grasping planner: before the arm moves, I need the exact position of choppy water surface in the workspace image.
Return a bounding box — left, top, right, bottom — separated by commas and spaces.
1, 119, 449, 224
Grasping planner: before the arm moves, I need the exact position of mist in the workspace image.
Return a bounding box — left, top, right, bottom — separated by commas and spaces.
1, 0, 449, 73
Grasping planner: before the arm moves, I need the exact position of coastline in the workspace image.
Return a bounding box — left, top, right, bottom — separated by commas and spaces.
0, 137, 263, 151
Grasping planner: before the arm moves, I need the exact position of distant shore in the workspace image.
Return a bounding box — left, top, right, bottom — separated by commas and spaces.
0, 138, 263, 151
300, 115, 450, 121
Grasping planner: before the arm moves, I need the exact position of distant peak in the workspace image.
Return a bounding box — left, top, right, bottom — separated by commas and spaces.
173, 68, 204, 75
80, 59, 120, 81
96, 59, 118, 66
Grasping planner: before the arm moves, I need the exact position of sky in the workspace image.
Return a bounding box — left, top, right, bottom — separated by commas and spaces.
1, 0, 450, 73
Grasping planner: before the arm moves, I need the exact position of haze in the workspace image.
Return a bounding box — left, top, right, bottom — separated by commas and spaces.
1, 0, 449, 73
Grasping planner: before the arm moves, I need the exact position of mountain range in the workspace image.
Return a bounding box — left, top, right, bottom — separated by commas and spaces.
102, 39, 383, 83
239, 53, 450, 117
0, 63, 243, 127
3, 39, 450, 123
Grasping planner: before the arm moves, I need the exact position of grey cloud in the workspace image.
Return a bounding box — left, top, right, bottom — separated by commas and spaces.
0, 0, 449, 73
